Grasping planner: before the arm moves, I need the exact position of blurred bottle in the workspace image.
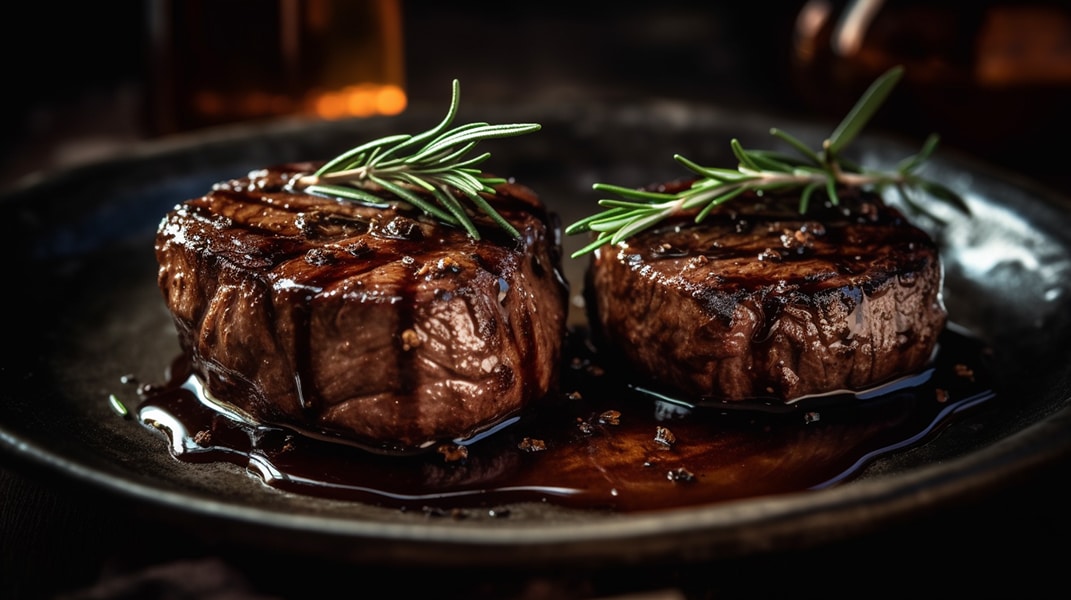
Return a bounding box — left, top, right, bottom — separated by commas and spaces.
789, 0, 1071, 183
146, 0, 406, 135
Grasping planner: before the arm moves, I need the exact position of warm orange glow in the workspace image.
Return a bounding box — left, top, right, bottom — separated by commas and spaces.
310, 84, 408, 119
344, 85, 377, 117
313, 90, 347, 119
976, 6, 1071, 86
376, 84, 407, 115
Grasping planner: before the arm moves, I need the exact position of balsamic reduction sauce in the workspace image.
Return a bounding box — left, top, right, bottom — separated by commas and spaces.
134, 325, 994, 514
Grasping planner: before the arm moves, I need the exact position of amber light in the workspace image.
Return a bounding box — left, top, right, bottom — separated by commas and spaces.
311, 83, 407, 119
975, 5, 1071, 86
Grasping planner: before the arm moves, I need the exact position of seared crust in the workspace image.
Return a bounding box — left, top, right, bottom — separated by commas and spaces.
155, 163, 569, 452
585, 184, 946, 403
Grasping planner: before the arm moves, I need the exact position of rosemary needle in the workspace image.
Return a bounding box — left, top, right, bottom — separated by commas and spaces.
289, 79, 541, 240
566, 66, 968, 258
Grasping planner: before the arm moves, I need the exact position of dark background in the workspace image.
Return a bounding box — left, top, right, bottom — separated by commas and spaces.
3, 2, 1070, 599
3, 1, 806, 188
7, 1, 1068, 192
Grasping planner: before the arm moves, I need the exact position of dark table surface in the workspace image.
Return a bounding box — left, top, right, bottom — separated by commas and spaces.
4, 3, 1071, 598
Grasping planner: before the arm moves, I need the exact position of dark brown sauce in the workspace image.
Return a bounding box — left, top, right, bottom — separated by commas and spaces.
133, 323, 995, 514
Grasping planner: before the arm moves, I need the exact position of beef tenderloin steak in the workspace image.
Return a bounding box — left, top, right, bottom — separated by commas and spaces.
155, 162, 569, 453
584, 184, 946, 404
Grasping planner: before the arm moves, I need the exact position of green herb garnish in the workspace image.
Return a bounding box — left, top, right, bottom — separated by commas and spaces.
565, 66, 968, 257
289, 79, 540, 239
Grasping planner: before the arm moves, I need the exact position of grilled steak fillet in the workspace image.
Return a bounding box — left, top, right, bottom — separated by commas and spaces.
585, 183, 946, 404
155, 163, 569, 453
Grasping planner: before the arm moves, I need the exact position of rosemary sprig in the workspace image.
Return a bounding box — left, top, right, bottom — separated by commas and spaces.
289, 79, 540, 239
566, 66, 968, 258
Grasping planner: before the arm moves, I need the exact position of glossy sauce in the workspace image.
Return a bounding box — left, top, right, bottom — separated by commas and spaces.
134, 324, 995, 514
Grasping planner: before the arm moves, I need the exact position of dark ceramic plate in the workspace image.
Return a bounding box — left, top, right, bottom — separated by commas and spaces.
2, 103, 1070, 567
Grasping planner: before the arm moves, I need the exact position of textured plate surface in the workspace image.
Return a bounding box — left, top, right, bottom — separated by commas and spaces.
2, 103, 1070, 567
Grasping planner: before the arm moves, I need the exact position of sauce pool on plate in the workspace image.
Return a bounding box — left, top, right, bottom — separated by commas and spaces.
131, 324, 994, 514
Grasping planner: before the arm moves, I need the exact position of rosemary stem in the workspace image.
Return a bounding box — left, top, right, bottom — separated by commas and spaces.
287, 79, 538, 239
314, 167, 373, 183
567, 66, 966, 257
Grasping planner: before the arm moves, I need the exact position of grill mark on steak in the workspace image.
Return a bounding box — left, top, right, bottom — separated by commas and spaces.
585, 183, 946, 404
155, 162, 569, 454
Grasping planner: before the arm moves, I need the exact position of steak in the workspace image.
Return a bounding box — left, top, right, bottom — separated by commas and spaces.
584, 183, 946, 405
155, 162, 569, 453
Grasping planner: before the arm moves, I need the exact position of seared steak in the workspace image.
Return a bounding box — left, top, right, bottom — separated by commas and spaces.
155, 162, 569, 453
585, 183, 946, 404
